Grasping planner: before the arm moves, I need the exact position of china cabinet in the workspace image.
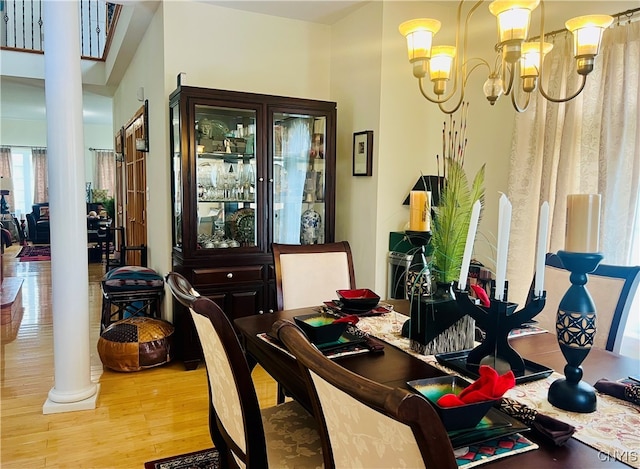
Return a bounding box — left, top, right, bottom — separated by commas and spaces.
169, 86, 337, 369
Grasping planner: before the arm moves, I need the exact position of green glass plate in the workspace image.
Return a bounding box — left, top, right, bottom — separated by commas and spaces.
449, 408, 529, 449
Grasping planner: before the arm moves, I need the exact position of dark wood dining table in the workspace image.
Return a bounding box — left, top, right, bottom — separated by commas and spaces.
234, 302, 639, 468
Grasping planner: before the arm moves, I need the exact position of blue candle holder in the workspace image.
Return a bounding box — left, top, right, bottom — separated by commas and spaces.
547, 250, 603, 413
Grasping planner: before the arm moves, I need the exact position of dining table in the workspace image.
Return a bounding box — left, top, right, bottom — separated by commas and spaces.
234, 300, 639, 468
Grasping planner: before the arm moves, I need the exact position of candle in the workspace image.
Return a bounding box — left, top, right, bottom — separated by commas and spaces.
495, 194, 511, 301
409, 190, 431, 231
458, 200, 482, 291
534, 201, 549, 297
565, 194, 601, 253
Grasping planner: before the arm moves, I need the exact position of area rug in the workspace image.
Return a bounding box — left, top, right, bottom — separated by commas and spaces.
144, 448, 219, 469
16, 245, 51, 261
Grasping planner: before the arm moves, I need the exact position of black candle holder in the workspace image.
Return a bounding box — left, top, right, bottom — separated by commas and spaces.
405, 230, 432, 297
547, 250, 603, 413
450, 287, 546, 378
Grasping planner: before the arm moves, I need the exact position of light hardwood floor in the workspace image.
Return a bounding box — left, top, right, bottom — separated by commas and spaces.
0, 244, 278, 468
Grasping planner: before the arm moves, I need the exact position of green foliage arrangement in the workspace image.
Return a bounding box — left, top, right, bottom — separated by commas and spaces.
103, 197, 115, 219
429, 102, 485, 284
431, 157, 485, 284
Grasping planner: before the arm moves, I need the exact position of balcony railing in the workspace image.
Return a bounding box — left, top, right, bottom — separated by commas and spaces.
0, 0, 120, 60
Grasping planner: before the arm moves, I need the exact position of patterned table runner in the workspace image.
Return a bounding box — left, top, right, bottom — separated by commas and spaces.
357, 312, 640, 468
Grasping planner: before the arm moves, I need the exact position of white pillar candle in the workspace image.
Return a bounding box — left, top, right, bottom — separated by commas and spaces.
565, 194, 601, 253
458, 200, 482, 291
495, 194, 512, 301
534, 201, 549, 297
409, 190, 431, 231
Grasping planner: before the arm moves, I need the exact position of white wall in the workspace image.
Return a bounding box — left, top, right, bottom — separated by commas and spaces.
329, 1, 516, 297
331, 2, 384, 291
112, 2, 168, 312
0, 117, 113, 184
160, 2, 332, 98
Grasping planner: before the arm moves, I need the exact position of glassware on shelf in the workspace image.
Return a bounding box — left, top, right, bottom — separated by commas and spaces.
304, 165, 317, 203
316, 171, 324, 202
240, 161, 255, 201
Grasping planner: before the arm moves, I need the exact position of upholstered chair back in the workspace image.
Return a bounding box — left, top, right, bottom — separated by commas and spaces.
165, 272, 324, 469
273, 241, 356, 311
275, 319, 457, 469
530, 253, 640, 353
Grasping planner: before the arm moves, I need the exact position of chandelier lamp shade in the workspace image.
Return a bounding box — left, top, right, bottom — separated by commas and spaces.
398, 0, 613, 114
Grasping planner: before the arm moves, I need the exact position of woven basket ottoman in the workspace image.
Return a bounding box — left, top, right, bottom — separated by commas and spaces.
98, 317, 174, 372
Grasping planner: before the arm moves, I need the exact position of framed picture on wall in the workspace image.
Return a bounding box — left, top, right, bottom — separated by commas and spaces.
353, 130, 373, 176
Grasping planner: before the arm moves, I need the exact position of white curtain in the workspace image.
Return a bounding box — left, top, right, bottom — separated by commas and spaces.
0, 147, 13, 210
32, 148, 48, 204
508, 20, 640, 306
94, 150, 115, 197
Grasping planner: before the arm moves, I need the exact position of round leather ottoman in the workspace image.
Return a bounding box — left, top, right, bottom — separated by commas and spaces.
98, 317, 174, 372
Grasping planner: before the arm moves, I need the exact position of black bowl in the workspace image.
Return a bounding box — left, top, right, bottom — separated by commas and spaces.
336, 289, 380, 311
294, 313, 348, 345
407, 376, 497, 431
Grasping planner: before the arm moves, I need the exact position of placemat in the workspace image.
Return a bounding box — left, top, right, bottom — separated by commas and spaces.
456, 433, 538, 468
357, 313, 640, 468
257, 332, 371, 360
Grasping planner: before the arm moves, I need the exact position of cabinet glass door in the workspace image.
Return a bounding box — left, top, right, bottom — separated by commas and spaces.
272, 112, 326, 244
170, 101, 182, 248
195, 104, 257, 249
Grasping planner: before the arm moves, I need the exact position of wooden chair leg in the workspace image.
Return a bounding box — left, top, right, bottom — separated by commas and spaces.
277, 383, 287, 404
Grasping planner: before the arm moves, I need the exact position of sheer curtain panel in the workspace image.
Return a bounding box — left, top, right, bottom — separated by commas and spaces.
507, 20, 640, 306
94, 150, 115, 197
32, 148, 49, 204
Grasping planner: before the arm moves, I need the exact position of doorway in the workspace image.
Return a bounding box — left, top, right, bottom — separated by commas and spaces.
115, 104, 148, 265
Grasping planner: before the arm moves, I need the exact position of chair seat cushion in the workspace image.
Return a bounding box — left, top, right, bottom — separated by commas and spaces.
261, 400, 324, 468
103, 265, 164, 290
97, 317, 174, 372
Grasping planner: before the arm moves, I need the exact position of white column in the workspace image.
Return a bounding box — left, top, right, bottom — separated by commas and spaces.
42, 0, 98, 414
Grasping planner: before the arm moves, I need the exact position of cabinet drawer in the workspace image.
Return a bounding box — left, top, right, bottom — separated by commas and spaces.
192, 265, 264, 286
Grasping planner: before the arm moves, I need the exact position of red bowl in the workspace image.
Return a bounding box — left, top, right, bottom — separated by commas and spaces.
336, 288, 380, 311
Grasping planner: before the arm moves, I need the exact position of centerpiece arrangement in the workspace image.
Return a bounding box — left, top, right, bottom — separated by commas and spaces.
404, 103, 486, 355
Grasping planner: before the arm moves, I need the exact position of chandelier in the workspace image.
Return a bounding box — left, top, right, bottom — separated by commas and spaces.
398, 0, 613, 114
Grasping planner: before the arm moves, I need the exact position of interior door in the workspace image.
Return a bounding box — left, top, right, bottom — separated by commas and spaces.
123, 105, 147, 265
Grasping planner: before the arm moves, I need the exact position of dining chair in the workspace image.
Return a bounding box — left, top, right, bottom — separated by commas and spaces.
272, 241, 356, 311
164, 272, 324, 469
528, 253, 640, 353
274, 319, 457, 469
271, 241, 357, 403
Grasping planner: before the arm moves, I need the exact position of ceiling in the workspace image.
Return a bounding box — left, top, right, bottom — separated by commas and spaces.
201, 0, 368, 24
1, 1, 636, 126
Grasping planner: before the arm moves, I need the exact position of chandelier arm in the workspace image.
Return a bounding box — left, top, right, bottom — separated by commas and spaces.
438, 98, 465, 115
437, 60, 490, 114
510, 87, 531, 113
417, 78, 454, 104
534, 0, 587, 103
503, 62, 515, 96
538, 75, 587, 103
537, 1, 547, 81
437, 1, 487, 107
459, 2, 487, 85
463, 61, 491, 86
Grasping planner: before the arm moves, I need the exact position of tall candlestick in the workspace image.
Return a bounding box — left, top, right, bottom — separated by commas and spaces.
409, 190, 431, 231
458, 200, 482, 291
534, 201, 549, 297
565, 194, 601, 253
495, 194, 511, 301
